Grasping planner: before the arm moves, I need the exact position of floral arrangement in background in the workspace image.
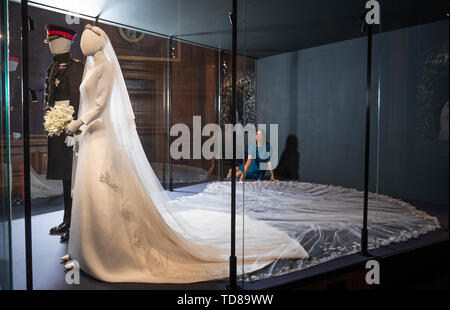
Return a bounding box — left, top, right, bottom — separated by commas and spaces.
220, 68, 256, 128
416, 40, 449, 140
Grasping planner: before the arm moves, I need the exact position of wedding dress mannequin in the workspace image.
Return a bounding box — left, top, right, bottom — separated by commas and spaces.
66, 28, 110, 134
63, 24, 308, 283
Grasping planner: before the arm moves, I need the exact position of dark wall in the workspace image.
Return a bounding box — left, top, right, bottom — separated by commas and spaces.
377, 20, 449, 205
8, 2, 85, 134
257, 32, 367, 189
257, 20, 449, 205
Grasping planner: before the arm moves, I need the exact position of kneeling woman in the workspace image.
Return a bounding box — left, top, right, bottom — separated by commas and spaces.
227, 130, 277, 181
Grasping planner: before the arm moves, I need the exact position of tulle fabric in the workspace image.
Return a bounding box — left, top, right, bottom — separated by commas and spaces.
169, 181, 440, 281
30, 167, 63, 199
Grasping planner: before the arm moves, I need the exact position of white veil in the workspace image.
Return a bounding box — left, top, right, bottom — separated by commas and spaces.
73, 25, 187, 233
71, 24, 308, 283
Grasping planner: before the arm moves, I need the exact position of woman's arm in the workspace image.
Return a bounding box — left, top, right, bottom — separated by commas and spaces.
267, 161, 278, 181
207, 158, 215, 176
240, 156, 253, 181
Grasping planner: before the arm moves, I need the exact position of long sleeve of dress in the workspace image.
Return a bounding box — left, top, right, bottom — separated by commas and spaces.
80, 62, 114, 125
68, 61, 84, 117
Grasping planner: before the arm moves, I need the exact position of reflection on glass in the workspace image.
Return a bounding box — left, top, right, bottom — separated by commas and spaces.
1, 0, 12, 290
236, 0, 446, 286
169, 40, 219, 188
371, 5, 448, 247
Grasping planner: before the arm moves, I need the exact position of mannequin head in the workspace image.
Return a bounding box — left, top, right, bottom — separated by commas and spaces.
48, 37, 72, 55
80, 25, 106, 56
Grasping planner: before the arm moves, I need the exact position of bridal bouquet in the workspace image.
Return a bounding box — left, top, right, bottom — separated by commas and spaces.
43, 103, 79, 137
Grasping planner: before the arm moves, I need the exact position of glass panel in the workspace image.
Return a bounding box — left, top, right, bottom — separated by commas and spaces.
169, 39, 219, 188
6, 0, 24, 289
0, 0, 12, 290
6, 0, 233, 288
371, 3, 448, 250
18, 7, 172, 287
220, 48, 257, 285
238, 0, 371, 285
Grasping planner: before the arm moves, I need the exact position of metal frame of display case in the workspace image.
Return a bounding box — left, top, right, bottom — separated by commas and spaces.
361, 22, 373, 257
21, 0, 33, 291
167, 36, 174, 191
229, 0, 238, 289
1, 0, 13, 291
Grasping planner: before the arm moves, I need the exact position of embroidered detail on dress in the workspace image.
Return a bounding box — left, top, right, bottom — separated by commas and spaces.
128, 117, 136, 127
100, 173, 120, 192
120, 204, 144, 248
145, 248, 168, 276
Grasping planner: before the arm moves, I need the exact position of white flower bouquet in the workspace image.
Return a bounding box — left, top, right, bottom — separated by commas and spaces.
43, 102, 80, 137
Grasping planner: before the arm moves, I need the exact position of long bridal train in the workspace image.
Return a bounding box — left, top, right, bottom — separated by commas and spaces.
63, 24, 308, 283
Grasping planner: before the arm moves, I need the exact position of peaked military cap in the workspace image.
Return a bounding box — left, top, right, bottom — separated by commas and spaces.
44, 24, 77, 43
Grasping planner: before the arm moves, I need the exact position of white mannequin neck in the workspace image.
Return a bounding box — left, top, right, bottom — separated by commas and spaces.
93, 50, 106, 63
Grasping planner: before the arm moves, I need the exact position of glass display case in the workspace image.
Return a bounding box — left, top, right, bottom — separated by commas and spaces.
369, 0, 448, 266
0, 0, 447, 290
237, 0, 368, 285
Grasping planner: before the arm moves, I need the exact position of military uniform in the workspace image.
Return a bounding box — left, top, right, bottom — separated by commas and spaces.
44, 52, 83, 181
44, 24, 83, 235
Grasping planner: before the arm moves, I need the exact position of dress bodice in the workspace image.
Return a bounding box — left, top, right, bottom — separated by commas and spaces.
79, 60, 115, 126
79, 66, 99, 110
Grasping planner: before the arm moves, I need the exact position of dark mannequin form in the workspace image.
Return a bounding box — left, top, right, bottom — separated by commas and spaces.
44, 24, 84, 242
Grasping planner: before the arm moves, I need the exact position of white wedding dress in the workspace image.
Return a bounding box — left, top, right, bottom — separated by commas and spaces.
68, 26, 308, 283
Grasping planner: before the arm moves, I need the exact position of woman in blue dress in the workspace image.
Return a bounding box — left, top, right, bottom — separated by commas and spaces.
226, 130, 277, 181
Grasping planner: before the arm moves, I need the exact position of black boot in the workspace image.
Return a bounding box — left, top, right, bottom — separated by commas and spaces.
60, 230, 70, 242
49, 222, 69, 234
